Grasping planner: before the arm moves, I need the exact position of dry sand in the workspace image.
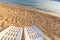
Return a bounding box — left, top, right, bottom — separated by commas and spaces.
0, 3, 60, 40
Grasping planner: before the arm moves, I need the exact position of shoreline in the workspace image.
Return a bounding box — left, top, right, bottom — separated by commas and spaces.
0, 2, 60, 17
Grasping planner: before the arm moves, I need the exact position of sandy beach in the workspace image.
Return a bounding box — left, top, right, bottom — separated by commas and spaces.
0, 3, 60, 40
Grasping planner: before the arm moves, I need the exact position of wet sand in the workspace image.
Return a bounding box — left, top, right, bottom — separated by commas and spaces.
0, 3, 60, 40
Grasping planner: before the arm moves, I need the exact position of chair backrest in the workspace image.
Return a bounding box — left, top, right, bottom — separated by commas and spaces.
24, 25, 50, 40
0, 26, 23, 40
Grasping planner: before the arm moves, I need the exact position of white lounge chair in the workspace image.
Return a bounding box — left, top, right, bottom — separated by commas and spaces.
24, 25, 50, 40
0, 26, 23, 40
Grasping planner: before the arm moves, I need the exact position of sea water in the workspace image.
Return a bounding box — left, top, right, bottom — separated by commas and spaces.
0, 0, 60, 15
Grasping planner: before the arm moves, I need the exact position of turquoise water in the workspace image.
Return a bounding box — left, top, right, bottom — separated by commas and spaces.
0, 0, 56, 8
0, 0, 42, 7
1, 0, 60, 15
